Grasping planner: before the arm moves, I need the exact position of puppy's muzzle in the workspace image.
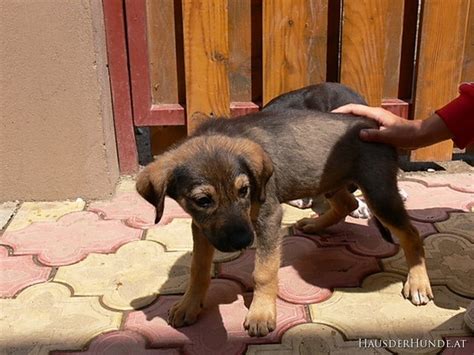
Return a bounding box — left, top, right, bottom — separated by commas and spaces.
213, 222, 254, 252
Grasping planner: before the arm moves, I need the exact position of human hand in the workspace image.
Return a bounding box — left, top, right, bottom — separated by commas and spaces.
332, 104, 451, 149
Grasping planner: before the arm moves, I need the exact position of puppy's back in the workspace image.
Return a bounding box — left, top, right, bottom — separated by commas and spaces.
262, 83, 367, 113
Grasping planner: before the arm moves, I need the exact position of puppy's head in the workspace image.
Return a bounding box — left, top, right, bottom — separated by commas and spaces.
136, 135, 273, 252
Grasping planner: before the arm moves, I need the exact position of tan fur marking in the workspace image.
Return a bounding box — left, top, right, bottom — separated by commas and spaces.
295, 189, 358, 234
381, 222, 432, 304
234, 174, 250, 190
244, 243, 281, 337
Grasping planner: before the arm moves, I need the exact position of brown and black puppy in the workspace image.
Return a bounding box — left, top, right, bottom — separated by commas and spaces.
137, 83, 432, 337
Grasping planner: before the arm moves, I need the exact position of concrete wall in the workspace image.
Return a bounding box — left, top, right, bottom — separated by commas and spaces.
0, 0, 119, 201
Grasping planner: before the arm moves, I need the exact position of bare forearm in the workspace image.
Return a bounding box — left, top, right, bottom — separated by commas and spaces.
416, 113, 453, 148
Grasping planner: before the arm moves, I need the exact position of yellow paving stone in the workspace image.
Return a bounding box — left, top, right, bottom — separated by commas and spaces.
382, 233, 474, 298
246, 323, 391, 354
281, 204, 314, 226
6, 199, 85, 232
0, 201, 18, 230
145, 218, 240, 262
55, 240, 202, 310
435, 212, 474, 242
115, 175, 138, 193
0, 282, 121, 354
309, 273, 471, 354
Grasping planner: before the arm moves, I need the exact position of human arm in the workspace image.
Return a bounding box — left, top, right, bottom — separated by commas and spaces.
332, 82, 474, 149
331, 104, 452, 150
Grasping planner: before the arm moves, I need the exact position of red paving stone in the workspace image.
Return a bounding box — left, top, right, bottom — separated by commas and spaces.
440, 336, 474, 354
0, 246, 51, 297
405, 173, 474, 193
219, 236, 380, 304
399, 181, 474, 222
88, 192, 156, 227
54, 330, 180, 355
1, 212, 142, 266
294, 216, 436, 256
124, 279, 307, 355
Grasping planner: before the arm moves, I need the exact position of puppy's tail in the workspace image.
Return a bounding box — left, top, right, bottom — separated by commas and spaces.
373, 217, 395, 244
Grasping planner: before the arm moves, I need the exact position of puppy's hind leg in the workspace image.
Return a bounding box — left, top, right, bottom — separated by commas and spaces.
295, 188, 358, 234
359, 179, 433, 305
168, 222, 214, 327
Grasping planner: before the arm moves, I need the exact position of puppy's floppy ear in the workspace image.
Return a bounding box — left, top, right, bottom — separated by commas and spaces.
240, 142, 274, 203
136, 159, 172, 224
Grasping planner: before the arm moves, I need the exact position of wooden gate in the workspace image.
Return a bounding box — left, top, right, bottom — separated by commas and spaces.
103, 0, 473, 174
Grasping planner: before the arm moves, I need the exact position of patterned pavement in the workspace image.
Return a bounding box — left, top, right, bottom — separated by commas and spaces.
0, 173, 473, 354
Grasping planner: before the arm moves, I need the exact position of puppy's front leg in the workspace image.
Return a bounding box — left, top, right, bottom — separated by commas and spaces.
244, 204, 282, 337
168, 222, 214, 327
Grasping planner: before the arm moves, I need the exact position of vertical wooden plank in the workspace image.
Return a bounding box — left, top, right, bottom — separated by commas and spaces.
182, 0, 230, 132
340, 0, 388, 106
103, 0, 138, 173
411, 0, 470, 161
146, 0, 182, 104
263, 0, 328, 105
228, 0, 252, 102
383, 0, 404, 99
462, 0, 474, 81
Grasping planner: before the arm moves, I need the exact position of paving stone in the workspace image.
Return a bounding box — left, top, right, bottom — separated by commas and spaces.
145, 218, 240, 262
116, 176, 139, 193
5, 199, 85, 232
278, 238, 380, 304
294, 217, 397, 258
435, 212, 474, 242
281, 204, 314, 226
54, 330, 180, 354
2, 212, 142, 266
440, 336, 474, 355
124, 279, 307, 355
55, 240, 194, 311
464, 301, 474, 332
0, 246, 51, 297
382, 233, 474, 298
219, 236, 380, 304
157, 197, 190, 225
309, 273, 471, 354
404, 173, 474, 193
0, 201, 18, 231
0, 282, 121, 354
246, 323, 391, 354
398, 181, 474, 222
88, 192, 156, 228
296, 216, 437, 257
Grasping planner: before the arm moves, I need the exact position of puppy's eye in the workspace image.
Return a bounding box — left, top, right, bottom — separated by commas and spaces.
239, 186, 249, 198
194, 196, 213, 208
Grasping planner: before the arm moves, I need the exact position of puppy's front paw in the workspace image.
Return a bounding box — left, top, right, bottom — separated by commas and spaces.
403, 271, 434, 306
244, 305, 276, 337
168, 297, 202, 327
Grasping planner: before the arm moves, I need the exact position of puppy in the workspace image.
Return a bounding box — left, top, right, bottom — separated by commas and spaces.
270, 84, 408, 220
137, 83, 432, 337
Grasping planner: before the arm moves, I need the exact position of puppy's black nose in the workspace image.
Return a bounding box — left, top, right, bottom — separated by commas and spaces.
223, 224, 254, 251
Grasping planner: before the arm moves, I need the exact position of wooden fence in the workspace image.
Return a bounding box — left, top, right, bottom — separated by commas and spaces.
103, 0, 473, 173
